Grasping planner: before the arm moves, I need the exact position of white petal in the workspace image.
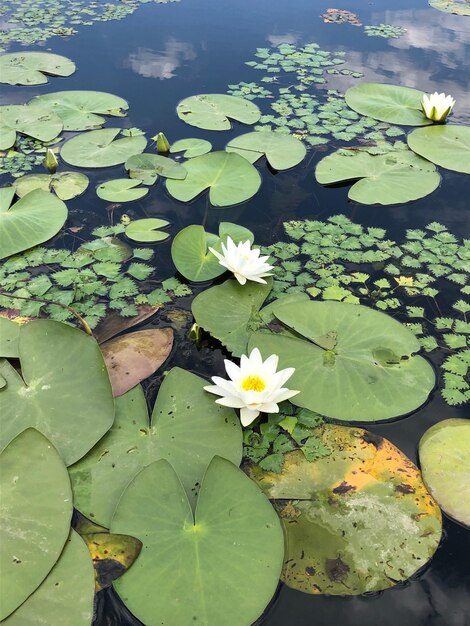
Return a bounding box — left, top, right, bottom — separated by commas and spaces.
215, 396, 247, 409
224, 359, 241, 381
240, 407, 260, 427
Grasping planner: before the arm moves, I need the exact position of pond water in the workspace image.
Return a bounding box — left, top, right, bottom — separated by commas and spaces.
1, 0, 469, 624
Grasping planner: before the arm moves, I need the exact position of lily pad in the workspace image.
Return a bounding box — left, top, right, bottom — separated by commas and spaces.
0, 52, 75, 86
246, 424, 442, 595
69, 368, 242, 526
14, 172, 89, 201
345, 83, 431, 126
0, 188, 68, 261
192, 278, 272, 356
419, 419, 470, 526
125, 153, 187, 185
100, 328, 174, 396
0, 320, 114, 465
125, 218, 170, 242
315, 149, 440, 205
60, 129, 146, 168
248, 300, 435, 421
0, 318, 20, 358
2, 531, 94, 626
0, 105, 63, 150
171, 222, 254, 282
407, 125, 470, 174
30, 91, 129, 131
111, 456, 284, 626
0, 429, 73, 620
176, 94, 261, 130
96, 179, 149, 202
166, 151, 262, 206
226, 130, 306, 170
429, 0, 470, 15
170, 138, 212, 158
93, 305, 159, 344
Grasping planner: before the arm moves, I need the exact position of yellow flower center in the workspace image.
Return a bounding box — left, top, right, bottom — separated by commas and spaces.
241, 375, 266, 393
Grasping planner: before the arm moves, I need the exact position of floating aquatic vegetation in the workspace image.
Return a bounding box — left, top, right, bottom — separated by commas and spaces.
363, 24, 407, 38
69, 369, 242, 525
60, 128, 147, 168
96, 178, 149, 202
407, 125, 470, 174
226, 130, 306, 170
14, 171, 89, 200
176, 94, 261, 130
0, 188, 68, 260
419, 419, 470, 526
246, 425, 442, 595
429, 0, 470, 15
110, 456, 283, 626
0, 104, 63, 151
315, 145, 440, 204
320, 8, 361, 26
0, 51, 75, 85
0, 316, 20, 357
125, 152, 187, 185
0, 136, 60, 178
124, 217, 170, 242
421, 91, 455, 122
169, 137, 212, 158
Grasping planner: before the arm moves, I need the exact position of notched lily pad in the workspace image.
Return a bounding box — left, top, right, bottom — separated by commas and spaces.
96, 179, 149, 202
125, 153, 187, 185
0, 52, 76, 86
14, 172, 89, 201
0, 104, 63, 151
407, 125, 470, 174
125, 218, 170, 242
61, 128, 146, 168
177, 94, 261, 130
246, 424, 442, 595
226, 130, 306, 170
170, 138, 212, 158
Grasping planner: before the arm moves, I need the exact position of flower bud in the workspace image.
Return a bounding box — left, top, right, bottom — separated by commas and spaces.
155, 132, 170, 153
44, 148, 58, 174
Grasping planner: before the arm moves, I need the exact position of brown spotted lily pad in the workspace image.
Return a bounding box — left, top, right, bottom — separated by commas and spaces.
246, 424, 442, 595
100, 328, 173, 397
81, 532, 142, 591
93, 305, 160, 344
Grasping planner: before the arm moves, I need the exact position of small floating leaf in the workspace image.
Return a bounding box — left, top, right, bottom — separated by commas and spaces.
125, 218, 170, 242
170, 138, 212, 158
125, 153, 187, 185
96, 179, 149, 202
407, 125, 470, 174
226, 130, 306, 170
176, 94, 261, 130
61, 128, 146, 168
0, 52, 75, 86
14, 172, 89, 201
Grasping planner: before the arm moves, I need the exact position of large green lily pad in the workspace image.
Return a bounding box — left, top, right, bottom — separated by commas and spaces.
96, 179, 149, 202
14, 172, 89, 201
0, 429, 73, 620
171, 222, 254, 282
246, 424, 442, 595
125, 153, 187, 185
429, 0, 470, 15
192, 278, 272, 356
0, 320, 114, 466
248, 300, 435, 421
30, 91, 128, 131
345, 83, 431, 126
69, 368, 242, 526
166, 151, 261, 206
176, 94, 261, 130
419, 419, 470, 526
407, 125, 470, 174
0, 318, 20, 358
315, 149, 440, 205
170, 138, 212, 158
111, 456, 284, 626
0, 52, 75, 86
2, 531, 94, 626
226, 130, 306, 170
0, 105, 63, 150
0, 188, 68, 261
60, 129, 146, 168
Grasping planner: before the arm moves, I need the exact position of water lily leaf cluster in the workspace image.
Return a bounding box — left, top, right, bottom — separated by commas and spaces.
0, 136, 60, 179
14, 171, 89, 200
364, 24, 407, 37
419, 419, 470, 526
0, 51, 75, 85
246, 424, 442, 595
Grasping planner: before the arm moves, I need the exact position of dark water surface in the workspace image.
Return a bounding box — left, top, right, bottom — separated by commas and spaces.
1, 0, 470, 624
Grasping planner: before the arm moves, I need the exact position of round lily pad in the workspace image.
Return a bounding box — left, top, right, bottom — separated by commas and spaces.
96, 179, 149, 202
0, 320, 115, 466
429, 0, 470, 15
60, 128, 146, 168
176, 94, 261, 130
226, 130, 306, 170
0, 52, 75, 86
345, 83, 431, 126
2, 531, 94, 626
0, 188, 68, 261
166, 151, 262, 207
171, 222, 254, 282
248, 300, 435, 421
69, 368, 242, 526
407, 125, 470, 174
419, 418, 470, 526
30, 90, 129, 131
315, 149, 440, 205
125, 153, 187, 185
0, 429, 73, 620
14, 172, 89, 201
0, 105, 63, 151
111, 456, 284, 626
170, 138, 212, 158
246, 424, 442, 595
125, 218, 170, 242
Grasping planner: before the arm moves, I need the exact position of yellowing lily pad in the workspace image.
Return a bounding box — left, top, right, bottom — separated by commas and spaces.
81, 532, 142, 591
246, 424, 442, 595
176, 94, 261, 130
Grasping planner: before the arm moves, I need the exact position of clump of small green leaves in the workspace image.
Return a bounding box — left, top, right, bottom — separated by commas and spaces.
0, 136, 60, 178
364, 24, 407, 38
243, 403, 330, 472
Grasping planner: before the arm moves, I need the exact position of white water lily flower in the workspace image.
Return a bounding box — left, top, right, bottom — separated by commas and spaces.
204, 347, 299, 427
421, 92, 455, 122
208, 236, 274, 285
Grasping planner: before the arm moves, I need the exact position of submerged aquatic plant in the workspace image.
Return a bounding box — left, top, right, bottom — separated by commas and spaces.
209, 236, 274, 285
204, 347, 299, 426
421, 91, 455, 122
